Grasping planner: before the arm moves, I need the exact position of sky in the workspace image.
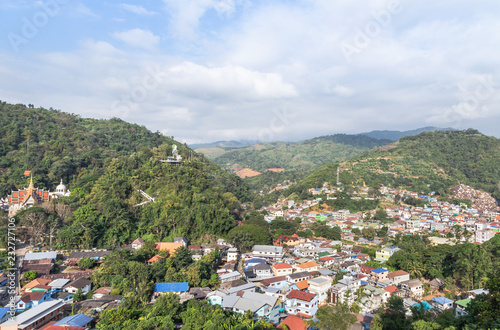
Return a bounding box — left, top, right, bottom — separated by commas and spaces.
0, 0, 499, 144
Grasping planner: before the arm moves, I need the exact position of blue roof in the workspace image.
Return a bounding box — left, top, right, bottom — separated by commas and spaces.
432, 296, 454, 304
372, 268, 388, 273
54, 314, 93, 327
154, 282, 189, 293
0, 307, 9, 319
245, 258, 266, 264
412, 301, 433, 311
360, 281, 368, 285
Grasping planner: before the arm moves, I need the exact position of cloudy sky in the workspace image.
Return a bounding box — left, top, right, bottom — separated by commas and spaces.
1, 0, 499, 143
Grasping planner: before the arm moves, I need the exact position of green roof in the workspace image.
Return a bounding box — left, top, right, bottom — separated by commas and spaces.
317, 252, 332, 257
455, 299, 471, 308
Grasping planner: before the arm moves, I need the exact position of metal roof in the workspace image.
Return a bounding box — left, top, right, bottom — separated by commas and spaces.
0, 300, 65, 327
24, 251, 57, 261
153, 282, 189, 293
54, 314, 93, 327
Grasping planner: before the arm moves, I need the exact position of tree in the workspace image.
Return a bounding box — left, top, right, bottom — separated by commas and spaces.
78, 257, 96, 269
375, 208, 389, 222
377, 296, 409, 330
362, 227, 376, 241
73, 288, 85, 302
23, 270, 38, 281
308, 303, 356, 330
378, 226, 388, 237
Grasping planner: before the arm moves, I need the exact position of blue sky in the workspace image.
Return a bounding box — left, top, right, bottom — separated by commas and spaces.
0, 0, 499, 143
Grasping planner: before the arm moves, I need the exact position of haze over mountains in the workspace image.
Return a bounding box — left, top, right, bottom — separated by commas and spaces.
194, 127, 456, 177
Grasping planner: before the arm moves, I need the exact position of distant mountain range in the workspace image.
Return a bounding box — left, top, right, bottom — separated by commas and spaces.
298, 129, 500, 200
190, 126, 455, 148
359, 126, 457, 141
194, 127, 455, 175
190, 140, 258, 149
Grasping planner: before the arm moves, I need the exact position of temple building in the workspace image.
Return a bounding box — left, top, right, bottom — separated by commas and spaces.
7, 177, 70, 216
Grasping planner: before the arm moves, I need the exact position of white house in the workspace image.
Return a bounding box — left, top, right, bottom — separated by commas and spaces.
285, 290, 319, 318
400, 279, 424, 299
227, 248, 239, 262
64, 278, 92, 294
308, 276, 332, 303
252, 245, 284, 260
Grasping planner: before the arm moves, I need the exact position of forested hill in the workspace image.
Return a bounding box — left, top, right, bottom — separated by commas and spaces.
360, 126, 455, 141
299, 129, 500, 199
197, 134, 392, 173
0, 101, 175, 196
0, 101, 255, 248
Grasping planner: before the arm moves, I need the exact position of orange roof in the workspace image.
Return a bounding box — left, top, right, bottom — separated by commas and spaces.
279, 315, 307, 330
297, 261, 319, 269
155, 242, 184, 254
147, 255, 165, 263
24, 170, 31, 176
273, 263, 292, 270
23, 278, 51, 291
384, 285, 398, 294
294, 280, 309, 290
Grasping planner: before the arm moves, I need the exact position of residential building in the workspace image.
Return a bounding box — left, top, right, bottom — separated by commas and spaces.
227, 248, 238, 262
155, 242, 184, 255
287, 272, 312, 284
308, 276, 332, 303
252, 245, 284, 260
285, 290, 319, 319
431, 297, 454, 311
400, 279, 424, 299
375, 246, 400, 262
0, 300, 65, 330
151, 282, 189, 300
454, 299, 471, 317
475, 229, 496, 244
219, 271, 241, 283
387, 270, 410, 285
295, 261, 320, 273
64, 278, 92, 294
53, 314, 93, 329
370, 268, 388, 284
131, 238, 144, 250
272, 263, 293, 276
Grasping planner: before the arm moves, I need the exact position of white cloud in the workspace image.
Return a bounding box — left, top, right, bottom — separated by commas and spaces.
162, 0, 242, 40
165, 62, 298, 101
112, 29, 160, 49
119, 4, 157, 15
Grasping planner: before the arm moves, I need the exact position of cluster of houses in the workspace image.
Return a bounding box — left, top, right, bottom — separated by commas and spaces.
149, 240, 492, 329
0, 230, 494, 330
0, 251, 121, 330
261, 183, 500, 245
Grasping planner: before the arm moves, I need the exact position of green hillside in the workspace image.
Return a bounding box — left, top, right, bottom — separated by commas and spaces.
300, 129, 500, 199
0, 101, 254, 248
360, 126, 456, 141
198, 134, 392, 173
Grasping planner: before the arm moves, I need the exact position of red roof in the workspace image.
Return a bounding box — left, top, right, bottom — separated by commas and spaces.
273, 263, 292, 269
287, 289, 315, 302
261, 276, 287, 286
319, 256, 334, 261
388, 270, 409, 278
279, 315, 307, 330
384, 285, 398, 294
